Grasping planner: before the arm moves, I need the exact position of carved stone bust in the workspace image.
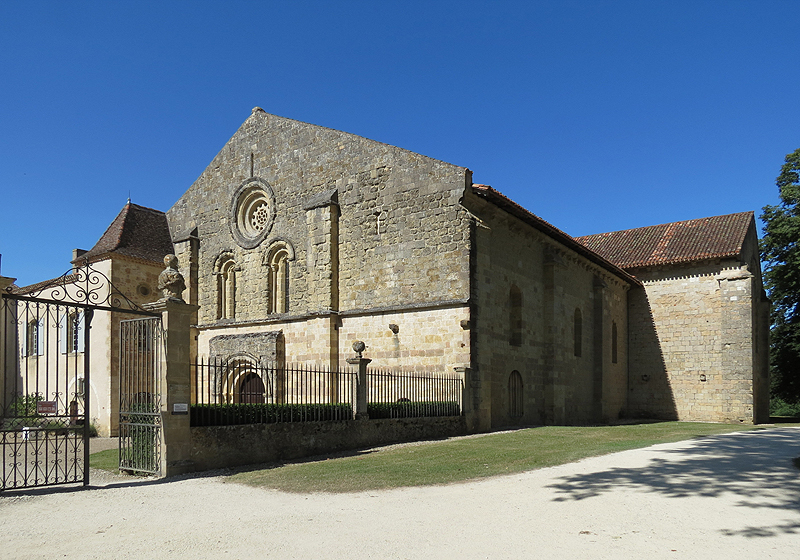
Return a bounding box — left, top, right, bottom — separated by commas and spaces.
157, 254, 186, 302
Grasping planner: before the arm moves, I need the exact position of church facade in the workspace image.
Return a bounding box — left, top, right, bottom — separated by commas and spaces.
5, 108, 769, 435
166, 108, 769, 429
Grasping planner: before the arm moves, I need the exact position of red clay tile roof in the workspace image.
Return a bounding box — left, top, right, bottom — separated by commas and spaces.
471, 184, 640, 286
574, 212, 754, 269
76, 203, 173, 265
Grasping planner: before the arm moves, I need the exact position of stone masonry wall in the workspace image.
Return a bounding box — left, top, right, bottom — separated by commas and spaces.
463, 192, 630, 430
338, 306, 471, 373
627, 259, 758, 423
167, 109, 472, 335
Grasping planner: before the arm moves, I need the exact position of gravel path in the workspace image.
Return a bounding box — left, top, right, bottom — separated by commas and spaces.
1, 428, 799, 559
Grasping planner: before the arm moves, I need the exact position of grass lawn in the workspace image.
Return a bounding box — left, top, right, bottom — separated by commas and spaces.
89, 448, 119, 472
228, 422, 796, 493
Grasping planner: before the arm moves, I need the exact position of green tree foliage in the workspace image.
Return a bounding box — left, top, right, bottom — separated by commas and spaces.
761, 148, 800, 403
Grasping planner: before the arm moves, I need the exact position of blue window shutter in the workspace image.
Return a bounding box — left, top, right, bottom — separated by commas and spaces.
36, 319, 44, 356
60, 311, 68, 355
22, 320, 28, 357
77, 312, 85, 353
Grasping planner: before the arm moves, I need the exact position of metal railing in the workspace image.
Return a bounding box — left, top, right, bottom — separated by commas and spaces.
192, 359, 357, 426
191, 360, 463, 426
366, 368, 463, 419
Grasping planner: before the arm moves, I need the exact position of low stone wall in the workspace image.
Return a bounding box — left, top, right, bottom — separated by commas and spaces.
189, 416, 467, 472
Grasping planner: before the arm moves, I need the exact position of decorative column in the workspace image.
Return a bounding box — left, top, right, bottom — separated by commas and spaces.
145, 255, 199, 477
346, 341, 370, 420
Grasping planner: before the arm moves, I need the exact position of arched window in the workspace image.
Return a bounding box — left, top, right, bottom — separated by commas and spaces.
24, 318, 43, 357
264, 240, 295, 315
612, 321, 618, 364
573, 308, 582, 357
509, 370, 523, 418
269, 249, 290, 314
215, 253, 237, 320
509, 284, 523, 347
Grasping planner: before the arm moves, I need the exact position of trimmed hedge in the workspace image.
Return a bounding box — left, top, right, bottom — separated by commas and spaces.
191, 403, 353, 427
367, 401, 461, 419
190, 401, 462, 426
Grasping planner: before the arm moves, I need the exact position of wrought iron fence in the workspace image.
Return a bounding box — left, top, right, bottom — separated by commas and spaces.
192, 359, 357, 426
366, 368, 463, 419
191, 360, 464, 426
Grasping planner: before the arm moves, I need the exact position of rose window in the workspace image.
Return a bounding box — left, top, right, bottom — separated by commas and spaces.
250, 203, 270, 231
230, 179, 276, 249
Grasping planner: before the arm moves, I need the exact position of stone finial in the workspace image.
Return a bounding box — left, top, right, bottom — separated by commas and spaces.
157, 254, 186, 302
352, 340, 366, 358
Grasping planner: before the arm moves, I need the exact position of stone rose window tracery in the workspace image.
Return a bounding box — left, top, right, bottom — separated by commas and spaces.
230, 178, 276, 249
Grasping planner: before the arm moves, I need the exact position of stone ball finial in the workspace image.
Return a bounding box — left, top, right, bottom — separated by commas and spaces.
352, 340, 366, 358
157, 254, 186, 302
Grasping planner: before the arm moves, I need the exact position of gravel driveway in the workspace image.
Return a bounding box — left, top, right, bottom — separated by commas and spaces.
1, 427, 799, 559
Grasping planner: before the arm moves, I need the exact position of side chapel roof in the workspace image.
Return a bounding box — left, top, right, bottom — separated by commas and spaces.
470, 184, 640, 286
76, 202, 174, 265
574, 211, 754, 270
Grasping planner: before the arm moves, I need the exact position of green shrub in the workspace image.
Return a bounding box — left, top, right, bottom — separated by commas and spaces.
191, 403, 354, 427
770, 397, 800, 417
9, 394, 42, 417
367, 401, 461, 419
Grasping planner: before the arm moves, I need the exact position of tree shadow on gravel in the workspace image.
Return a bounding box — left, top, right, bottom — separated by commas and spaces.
547, 427, 800, 538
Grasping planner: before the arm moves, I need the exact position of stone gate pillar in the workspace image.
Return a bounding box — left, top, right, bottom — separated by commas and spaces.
145, 297, 199, 477
145, 255, 199, 477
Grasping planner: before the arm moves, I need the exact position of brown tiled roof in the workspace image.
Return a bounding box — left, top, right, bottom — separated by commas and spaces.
574, 212, 754, 269
75, 203, 173, 265
471, 185, 640, 286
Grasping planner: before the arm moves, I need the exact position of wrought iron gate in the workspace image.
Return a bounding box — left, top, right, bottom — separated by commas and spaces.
119, 317, 163, 475
0, 295, 92, 490
1, 263, 157, 491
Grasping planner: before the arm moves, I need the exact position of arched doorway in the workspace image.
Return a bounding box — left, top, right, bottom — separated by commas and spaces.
237, 372, 266, 404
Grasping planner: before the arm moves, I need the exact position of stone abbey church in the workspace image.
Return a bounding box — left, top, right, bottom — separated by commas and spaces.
14, 108, 770, 433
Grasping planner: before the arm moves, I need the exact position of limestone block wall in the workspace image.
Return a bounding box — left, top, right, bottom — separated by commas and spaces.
627, 259, 760, 423
465, 196, 630, 430
167, 110, 472, 333
338, 306, 470, 373
198, 317, 336, 366
196, 305, 470, 374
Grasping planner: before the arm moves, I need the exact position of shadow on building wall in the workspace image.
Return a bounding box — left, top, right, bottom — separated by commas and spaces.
626, 287, 678, 420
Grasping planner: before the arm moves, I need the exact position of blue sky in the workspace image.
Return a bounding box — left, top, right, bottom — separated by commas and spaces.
1, 1, 798, 287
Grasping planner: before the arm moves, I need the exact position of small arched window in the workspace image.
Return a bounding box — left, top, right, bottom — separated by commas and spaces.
215, 253, 237, 320
574, 308, 582, 357
509, 370, 523, 418
265, 240, 295, 315
509, 285, 523, 347
612, 321, 618, 364
269, 249, 290, 314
